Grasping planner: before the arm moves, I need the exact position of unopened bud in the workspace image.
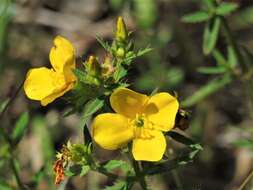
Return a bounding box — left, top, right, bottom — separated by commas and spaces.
116, 47, 125, 58
85, 55, 101, 76
101, 56, 115, 78
116, 16, 128, 43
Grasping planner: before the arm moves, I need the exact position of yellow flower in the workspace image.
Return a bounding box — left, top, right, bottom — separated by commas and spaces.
24, 36, 76, 106
92, 88, 179, 161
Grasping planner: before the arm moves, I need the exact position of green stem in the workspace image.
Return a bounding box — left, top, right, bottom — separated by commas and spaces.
220, 17, 247, 72
126, 145, 148, 190
9, 154, 28, 190
0, 81, 27, 189
132, 160, 148, 190
181, 74, 232, 108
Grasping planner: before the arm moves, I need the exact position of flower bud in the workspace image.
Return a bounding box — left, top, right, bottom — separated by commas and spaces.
116, 47, 125, 58
101, 56, 115, 78
115, 16, 128, 43
85, 55, 101, 76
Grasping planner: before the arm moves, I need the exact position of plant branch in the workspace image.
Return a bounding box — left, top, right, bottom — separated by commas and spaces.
0, 80, 27, 189
220, 17, 247, 72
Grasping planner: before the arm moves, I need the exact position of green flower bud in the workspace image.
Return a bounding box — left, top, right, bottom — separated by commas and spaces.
70, 144, 87, 163
116, 47, 125, 58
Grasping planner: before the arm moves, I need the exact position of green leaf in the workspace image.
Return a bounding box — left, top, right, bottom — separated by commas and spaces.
232, 139, 253, 148
0, 98, 9, 113
83, 124, 92, 146
203, 17, 221, 55
124, 47, 152, 65
136, 47, 153, 57
80, 98, 104, 126
212, 49, 228, 66
227, 45, 237, 68
182, 74, 232, 107
166, 131, 202, 150
197, 66, 227, 74
0, 0, 12, 54
73, 69, 88, 83
65, 165, 82, 177
11, 112, 29, 143
80, 165, 90, 176
145, 131, 203, 175
113, 65, 127, 81
202, 0, 215, 9
96, 36, 111, 52
103, 160, 131, 173
181, 11, 210, 23
216, 2, 239, 16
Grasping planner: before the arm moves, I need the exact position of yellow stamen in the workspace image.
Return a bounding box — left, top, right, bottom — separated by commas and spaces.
129, 114, 155, 139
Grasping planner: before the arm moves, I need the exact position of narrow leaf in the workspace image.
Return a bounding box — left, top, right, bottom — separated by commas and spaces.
197, 66, 227, 74
182, 11, 210, 23
73, 69, 87, 83
83, 124, 92, 146
0, 99, 9, 113
182, 74, 232, 107
11, 112, 29, 143
80, 165, 90, 176
202, 0, 215, 9
167, 131, 203, 151
113, 65, 127, 81
227, 45, 238, 68
80, 98, 104, 126
103, 160, 131, 173
212, 49, 228, 66
216, 2, 239, 16
203, 17, 221, 55
96, 36, 111, 52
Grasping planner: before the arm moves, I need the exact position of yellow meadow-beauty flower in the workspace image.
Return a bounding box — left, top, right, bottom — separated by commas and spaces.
92, 88, 179, 161
24, 36, 76, 106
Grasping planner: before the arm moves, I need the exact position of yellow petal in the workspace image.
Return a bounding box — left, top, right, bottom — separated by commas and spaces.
92, 113, 134, 150
145, 93, 179, 131
24, 67, 58, 101
110, 88, 148, 118
41, 82, 74, 106
132, 130, 166, 161
49, 35, 75, 73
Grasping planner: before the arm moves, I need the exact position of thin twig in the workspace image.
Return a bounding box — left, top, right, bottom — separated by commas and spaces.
237, 170, 253, 190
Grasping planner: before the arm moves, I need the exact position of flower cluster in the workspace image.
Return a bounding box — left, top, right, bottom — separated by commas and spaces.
23, 17, 195, 188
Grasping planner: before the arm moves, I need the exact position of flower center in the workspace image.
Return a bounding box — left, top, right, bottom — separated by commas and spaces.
130, 114, 154, 139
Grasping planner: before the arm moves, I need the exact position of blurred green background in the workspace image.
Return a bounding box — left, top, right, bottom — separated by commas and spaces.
0, 0, 253, 189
